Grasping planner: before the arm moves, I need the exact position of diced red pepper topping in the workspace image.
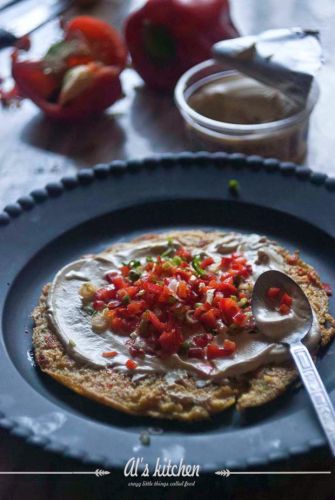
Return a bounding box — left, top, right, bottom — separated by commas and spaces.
233, 311, 247, 327
279, 303, 291, 315
127, 300, 146, 315
175, 246, 192, 261
266, 287, 293, 314
177, 281, 190, 300
221, 256, 233, 269
110, 276, 127, 290
109, 316, 134, 334
95, 287, 116, 302
223, 339, 236, 352
207, 342, 236, 360
147, 311, 167, 332
158, 329, 183, 354
266, 287, 281, 299
200, 309, 218, 329
82, 240, 254, 361
216, 281, 238, 297
120, 265, 130, 276
200, 257, 214, 269
105, 271, 119, 283
280, 293, 293, 307
93, 300, 105, 311
194, 302, 211, 320
102, 351, 118, 358
193, 333, 213, 348
219, 298, 240, 324
126, 359, 138, 370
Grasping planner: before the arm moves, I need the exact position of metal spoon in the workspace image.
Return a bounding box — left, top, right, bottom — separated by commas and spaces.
252, 270, 335, 456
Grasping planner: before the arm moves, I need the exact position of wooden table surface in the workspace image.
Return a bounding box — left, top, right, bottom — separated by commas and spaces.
0, 1, 334, 498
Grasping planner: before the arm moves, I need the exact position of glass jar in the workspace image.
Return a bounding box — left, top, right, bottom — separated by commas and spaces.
175, 60, 319, 163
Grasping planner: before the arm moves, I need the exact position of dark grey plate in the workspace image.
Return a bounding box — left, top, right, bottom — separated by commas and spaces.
0, 152, 334, 471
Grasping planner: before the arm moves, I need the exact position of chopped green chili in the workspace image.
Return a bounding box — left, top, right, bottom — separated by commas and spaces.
192, 255, 206, 276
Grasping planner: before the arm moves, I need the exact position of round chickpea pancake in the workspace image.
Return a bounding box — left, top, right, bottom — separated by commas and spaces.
32, 230, 335, 421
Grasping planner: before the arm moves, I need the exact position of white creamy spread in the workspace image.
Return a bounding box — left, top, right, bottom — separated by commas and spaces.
255, 296, 313, 342
46, 233, 321, 380
188, 74, 300, 125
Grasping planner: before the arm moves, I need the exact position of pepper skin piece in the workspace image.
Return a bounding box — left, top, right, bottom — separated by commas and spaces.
65, 16, 127, 69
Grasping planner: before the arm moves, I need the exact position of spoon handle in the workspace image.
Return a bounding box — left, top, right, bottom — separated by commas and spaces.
289, 342, 335, 456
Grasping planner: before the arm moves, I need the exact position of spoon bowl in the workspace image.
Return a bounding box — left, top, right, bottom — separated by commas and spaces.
252, 270, 335, 457
252, 269, 313, 345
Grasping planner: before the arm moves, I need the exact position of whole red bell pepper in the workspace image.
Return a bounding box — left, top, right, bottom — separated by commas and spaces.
10, 16, 127, 120
125, 0, 238, 91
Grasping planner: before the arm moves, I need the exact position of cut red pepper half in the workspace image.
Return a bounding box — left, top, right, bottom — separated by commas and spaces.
12, 59, 123, 120
10, 16, 127, 120
125, 0, 238, 91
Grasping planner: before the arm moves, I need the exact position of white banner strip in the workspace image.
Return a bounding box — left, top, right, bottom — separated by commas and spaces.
0, 469, 110, 477
215, 469, 331, 476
